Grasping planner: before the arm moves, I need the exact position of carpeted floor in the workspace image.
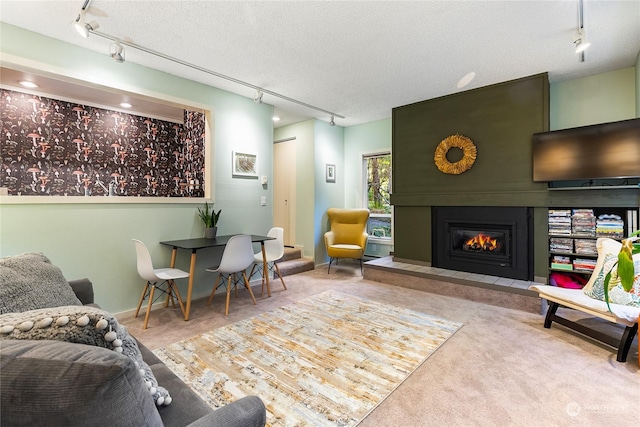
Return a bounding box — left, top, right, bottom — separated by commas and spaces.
153, 290, 462, 426
119, 262, 639, 426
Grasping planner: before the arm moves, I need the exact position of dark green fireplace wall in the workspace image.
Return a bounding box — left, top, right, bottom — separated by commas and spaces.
391, 74, 550, 275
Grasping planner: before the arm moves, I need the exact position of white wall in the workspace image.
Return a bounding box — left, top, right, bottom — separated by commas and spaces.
273, 120, 315, 258
344, 118, 393, 257
550, 67, 636, 129
313, 121, 345, 264
0, 23, 274, 313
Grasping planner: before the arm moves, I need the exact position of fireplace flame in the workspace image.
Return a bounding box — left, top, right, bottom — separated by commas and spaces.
464, 233, 499, 252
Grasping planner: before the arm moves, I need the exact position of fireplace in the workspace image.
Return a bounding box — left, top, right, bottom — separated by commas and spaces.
432, 206, 533, 280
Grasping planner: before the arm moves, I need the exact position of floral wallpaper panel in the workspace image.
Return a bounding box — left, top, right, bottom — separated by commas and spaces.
1, 88, 205, 197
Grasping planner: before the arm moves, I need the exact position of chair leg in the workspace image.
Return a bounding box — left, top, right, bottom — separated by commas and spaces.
135, 282, 149, 318
249, 263, 257, 281
274, 263, 287, 290
225, 275, 232, 316
359, 258, 363, 275
328, 257, 334, 274
143, 285, 156, 330
243, 272, 257, 305
207, 275, 222, 306
170, 280, 186, 317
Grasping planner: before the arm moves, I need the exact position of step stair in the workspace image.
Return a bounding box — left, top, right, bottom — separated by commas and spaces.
275, 247, 315, 277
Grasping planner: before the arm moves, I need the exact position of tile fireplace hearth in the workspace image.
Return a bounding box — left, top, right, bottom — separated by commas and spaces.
364, 256, 542, 314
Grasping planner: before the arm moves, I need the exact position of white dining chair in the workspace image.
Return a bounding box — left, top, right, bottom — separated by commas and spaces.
206, 234, 257, 315
132, 239, 188, 329
249, 227, 287, 296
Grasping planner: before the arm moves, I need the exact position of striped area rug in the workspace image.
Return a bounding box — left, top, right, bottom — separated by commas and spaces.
154, 290, 462, 426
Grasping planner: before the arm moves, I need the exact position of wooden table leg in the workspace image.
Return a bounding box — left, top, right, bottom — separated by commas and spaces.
166, 248, 179, 308
184, 251, 197, 321
261, 242, 271, 297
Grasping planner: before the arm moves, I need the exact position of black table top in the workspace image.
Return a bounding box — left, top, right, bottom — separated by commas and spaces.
159, 234, 274, 250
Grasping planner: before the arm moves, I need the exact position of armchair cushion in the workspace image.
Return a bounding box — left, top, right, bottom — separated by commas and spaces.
324, 208, 370, 260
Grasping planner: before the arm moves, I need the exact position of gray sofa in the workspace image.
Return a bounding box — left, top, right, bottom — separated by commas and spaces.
0, 278, 267, 427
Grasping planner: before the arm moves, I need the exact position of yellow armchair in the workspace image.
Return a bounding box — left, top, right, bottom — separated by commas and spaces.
324, 208, 370, 274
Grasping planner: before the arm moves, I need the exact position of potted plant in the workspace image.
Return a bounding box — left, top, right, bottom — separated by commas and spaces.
197, 202, 221, 239
603, 230, 640, 310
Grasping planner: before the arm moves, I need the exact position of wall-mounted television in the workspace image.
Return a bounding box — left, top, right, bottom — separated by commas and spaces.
532, 118, 640, 182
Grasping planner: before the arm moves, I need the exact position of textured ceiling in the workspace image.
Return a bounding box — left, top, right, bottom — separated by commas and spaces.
1, 0, 639, 128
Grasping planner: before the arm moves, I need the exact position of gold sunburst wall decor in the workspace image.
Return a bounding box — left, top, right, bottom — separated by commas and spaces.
434, 134, 477, 175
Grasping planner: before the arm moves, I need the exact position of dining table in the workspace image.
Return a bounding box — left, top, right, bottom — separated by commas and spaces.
160, 234, 275, 321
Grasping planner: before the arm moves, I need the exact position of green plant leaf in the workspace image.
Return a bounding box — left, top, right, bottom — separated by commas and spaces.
617, 239, 634, 292
197, 202, 220, 228
603, 269, 614, 312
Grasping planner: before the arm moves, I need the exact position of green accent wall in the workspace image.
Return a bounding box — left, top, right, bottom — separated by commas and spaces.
391, 74, 550, 273
391, 71, 639, 280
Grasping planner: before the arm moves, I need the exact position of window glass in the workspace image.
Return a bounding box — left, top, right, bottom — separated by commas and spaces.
364, 153, 392, 241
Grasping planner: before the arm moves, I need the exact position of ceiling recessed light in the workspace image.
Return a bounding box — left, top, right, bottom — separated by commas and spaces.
272, 116, 281, 122
19, 80, 38, 89
120, 102, 132, 108
457, 72, 476, 89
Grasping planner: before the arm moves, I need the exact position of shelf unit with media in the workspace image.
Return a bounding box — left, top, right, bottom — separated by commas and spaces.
548, 207, 638, 280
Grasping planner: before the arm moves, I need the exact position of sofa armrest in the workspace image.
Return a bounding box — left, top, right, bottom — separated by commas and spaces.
186, 396, 266, 427
68, 278, 94, 305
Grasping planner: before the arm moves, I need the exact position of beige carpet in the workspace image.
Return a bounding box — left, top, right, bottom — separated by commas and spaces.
153, 290, 462, 426
120, 262, 639, 426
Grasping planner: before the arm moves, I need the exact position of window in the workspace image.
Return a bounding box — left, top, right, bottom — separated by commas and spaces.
363, 153, 392, 241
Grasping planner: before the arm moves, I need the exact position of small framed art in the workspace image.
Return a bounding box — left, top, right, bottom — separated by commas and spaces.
326, 164, 336, 183
232, 151, 258, 178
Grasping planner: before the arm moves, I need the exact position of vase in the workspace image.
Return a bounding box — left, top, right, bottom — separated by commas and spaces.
204, 227, 217, 239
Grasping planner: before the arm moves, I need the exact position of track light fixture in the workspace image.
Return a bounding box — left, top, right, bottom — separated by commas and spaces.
573, 29, 590, 53
110, 41, 125, 63
574, 0, 590, 59
83, 27, 345, 121
253, 90, 264, 104
74, 9, 99, 38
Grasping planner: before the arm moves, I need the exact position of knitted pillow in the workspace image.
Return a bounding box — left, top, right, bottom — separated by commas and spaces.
0, 252, 81, 314
0, 305, 171, 406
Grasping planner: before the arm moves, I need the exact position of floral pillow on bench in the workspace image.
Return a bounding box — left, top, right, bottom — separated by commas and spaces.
583, 238, 640, 308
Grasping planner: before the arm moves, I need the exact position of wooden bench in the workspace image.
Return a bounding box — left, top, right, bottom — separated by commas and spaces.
530, 285, 639, 362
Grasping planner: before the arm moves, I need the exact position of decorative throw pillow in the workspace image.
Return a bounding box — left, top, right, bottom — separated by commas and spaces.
581, 238, 621, 294
583, 239, 640, 307
0, 252, 82, 314
0, 305, 172, 406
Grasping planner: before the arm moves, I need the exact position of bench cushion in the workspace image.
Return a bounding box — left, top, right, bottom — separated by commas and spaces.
530, 285, 640, 326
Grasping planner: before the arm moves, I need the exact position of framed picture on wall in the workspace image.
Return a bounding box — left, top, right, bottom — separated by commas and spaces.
326, 164, 336, 183
232, 151, 258, 178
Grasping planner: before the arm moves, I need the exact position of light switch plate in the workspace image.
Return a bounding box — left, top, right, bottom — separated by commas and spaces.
261, 196, 267, 206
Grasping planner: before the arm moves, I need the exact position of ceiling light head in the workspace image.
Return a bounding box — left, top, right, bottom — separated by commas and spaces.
119, 102, 132, 109
110, 41, 125, 63
573, 29, 590, 53
74, 10, 99, 38
254, 90, 264, 104
19, 80, 39, 89
272, 116, 280, 122
329, 115, 335, 126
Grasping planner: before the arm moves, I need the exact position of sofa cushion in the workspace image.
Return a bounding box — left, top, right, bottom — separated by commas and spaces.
0, 340, 163, 427
0, 305, 171, 406
0, 252, 81, 314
